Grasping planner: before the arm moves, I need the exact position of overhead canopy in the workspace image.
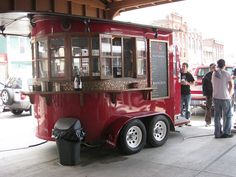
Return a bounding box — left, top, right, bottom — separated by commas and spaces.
0, 0, 182, 36
102, 0, 183, 18
0, 12, 31, 37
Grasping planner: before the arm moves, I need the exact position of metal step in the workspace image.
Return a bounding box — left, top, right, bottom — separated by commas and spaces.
174, 116, 190, 126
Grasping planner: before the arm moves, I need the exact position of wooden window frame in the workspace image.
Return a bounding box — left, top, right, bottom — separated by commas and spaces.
35, 37, 49, 82
135, 37, 147, 79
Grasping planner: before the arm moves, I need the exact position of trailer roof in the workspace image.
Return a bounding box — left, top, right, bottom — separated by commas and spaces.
0, 12, 179, 37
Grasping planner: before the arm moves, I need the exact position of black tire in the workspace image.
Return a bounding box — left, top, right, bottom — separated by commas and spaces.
0, 97, 4, 112
147, 115, 170, 147
1, 89, 14, 105
29, 106, 32, 115
11, 109, 23, 115
118, 119, 146, 155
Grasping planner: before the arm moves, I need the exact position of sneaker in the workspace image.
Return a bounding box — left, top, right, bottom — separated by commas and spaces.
185, 123, 191, 126
221, 134, 234, 138
215, 136, 223, 139
205, 123, 211, 127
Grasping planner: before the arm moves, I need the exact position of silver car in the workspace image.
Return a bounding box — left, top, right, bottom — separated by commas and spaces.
1, 77, 32, 115
0, 81, 5, 112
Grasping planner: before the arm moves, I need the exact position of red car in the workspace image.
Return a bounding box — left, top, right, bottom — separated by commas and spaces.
191, 65, 234, 109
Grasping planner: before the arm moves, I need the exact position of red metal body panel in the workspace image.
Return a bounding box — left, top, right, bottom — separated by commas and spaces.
33, 91, 175, 143
30, 16, 182, 146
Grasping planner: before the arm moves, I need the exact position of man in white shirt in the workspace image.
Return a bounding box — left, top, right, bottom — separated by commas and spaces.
212, 59, 233, 138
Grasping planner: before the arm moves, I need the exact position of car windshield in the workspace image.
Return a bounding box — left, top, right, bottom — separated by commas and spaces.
5, 78, 22, 89
197, 68, 209, 77
225, 67, 233, 74
0, 82, 4, 91
197, 66, 233, 78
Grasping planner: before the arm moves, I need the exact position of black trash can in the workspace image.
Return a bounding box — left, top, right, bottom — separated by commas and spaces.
52, 118, 84, 166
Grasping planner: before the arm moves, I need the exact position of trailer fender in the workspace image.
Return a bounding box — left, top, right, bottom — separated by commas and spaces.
105, 116, 132, 147
105, 112, 174, 147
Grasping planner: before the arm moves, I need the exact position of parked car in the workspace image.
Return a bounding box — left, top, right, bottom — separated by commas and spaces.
0, 81, 6, 112
191, 65, 235, 109
1, 77, 32, 115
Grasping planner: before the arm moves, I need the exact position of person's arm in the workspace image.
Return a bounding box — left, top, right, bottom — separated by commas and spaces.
228, 80, 233, 96
187, 73, 195, 85
185, 80, 194, 86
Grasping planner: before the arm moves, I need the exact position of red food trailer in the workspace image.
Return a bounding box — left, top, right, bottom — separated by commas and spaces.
25, 14, 189, 155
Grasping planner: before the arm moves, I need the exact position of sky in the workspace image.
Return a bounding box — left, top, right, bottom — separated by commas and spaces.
114, 0, 236, 64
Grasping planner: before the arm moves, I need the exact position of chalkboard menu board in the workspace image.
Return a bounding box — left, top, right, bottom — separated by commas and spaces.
150, 41, 168, 99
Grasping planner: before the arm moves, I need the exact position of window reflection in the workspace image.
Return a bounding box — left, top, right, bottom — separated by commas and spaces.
50, 38, 65, 78
101, 57, 112, 76
36, 39, 48, 78
72, 37, 89, 76
101, 37, 111, 56
39, 60, 48, 78
34, 34, 148, 80
112, 37, 122, 78
51, 59, 65, 78
92, 37, 100, 76
123, 38, 133, 77
36, 40, 48, 59
137, 59, 146, 75
136, 39, 147, 77
137, 40, 146, 58
92, 57, 100, 76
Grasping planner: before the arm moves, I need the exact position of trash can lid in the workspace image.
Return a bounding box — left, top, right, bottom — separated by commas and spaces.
54, 118, 81, 130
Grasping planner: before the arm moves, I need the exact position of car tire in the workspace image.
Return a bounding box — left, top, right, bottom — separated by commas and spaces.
0, 97, 4, 112
28, 106, 32, 115
1, 89, 14, 105
11, 109, 23, 115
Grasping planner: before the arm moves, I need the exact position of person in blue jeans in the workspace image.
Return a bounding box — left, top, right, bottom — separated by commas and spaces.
180, 63, 195, 124
212, 59, 233, 138
232, 68, 236, 111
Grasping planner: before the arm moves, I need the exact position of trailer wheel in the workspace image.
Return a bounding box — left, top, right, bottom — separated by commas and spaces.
118, 119, 146, 155
147, 115, 169, 147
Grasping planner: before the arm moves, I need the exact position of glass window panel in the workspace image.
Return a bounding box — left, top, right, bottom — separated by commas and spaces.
72, 58, 89, 76
32, 43, 36, 59
71, 37, 89, 56
72, 59, 80, 76
38, 60, 48, 78
113, 57, 122, 78
123, 38, 133, 77
81, 58, 89, 76
101, 37, 111, 56
112, 37, 121, 56
92, 37, 99, 56
92, 57, 100, 76
137, 59, 146, 76
51, 59, 65, 78
101, 58, 112, 77
137, 39, 146, 58
36, 40, 48, 58
112, 46, 121, 56
50, 38, 65, 58
32, 61, 37, 78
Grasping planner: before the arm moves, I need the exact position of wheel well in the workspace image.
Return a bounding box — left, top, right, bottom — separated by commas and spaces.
139, 114, 174, 131
105, 113, 175, 147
